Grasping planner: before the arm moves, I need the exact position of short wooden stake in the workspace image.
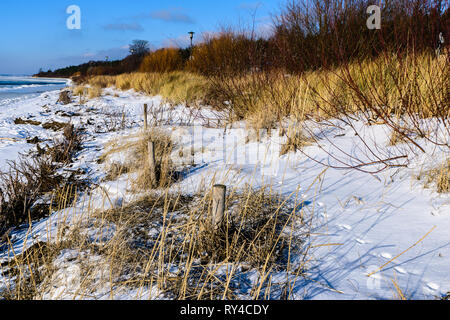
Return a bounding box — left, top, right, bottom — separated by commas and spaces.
144, 104, 148, 131
212, 184, 226, 229
148, 141, 157, 187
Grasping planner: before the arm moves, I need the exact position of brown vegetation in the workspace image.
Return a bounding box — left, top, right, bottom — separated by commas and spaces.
0, 124, 85, 237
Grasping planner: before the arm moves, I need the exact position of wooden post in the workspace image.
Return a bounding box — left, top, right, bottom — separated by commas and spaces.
148, 141, 157, 187
212, 185, 226, 229
121, 112, 126, 130
144, 104, 148, 131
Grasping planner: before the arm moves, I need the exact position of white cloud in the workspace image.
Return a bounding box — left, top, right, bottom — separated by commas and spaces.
103, 22, 144, 31
138, 7, 195, 24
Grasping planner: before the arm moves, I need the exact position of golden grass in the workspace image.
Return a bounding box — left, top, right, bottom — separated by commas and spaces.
238, 52, 447, 121
280, 126, 314, 156
72, 86, 87, 97
88, 86, 102, 99
88, 72, 211, 106
71, 85, 102, 101
436, 160, 450, 193
100, 129, 176, 190
0, 181, 309, 300
388, 130, 408, 146
419, 158, 450, 193
86, 51, 447, 130
391, 279, 407, 300
342, 52, 448, 119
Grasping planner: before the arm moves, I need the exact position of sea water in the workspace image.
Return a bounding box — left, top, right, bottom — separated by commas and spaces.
0, 75, 68, 107
0, 75, 68, 170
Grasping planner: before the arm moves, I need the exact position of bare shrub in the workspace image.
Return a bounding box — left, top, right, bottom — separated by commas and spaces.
0, 156, 62, 236
49, 124, 84, 164
0, 125, 85, 237
272, 0, 448, 73
96, 109, 127, 133
140, 48, 184, 73
57, 91, 72, 105
187, 31, 266, 76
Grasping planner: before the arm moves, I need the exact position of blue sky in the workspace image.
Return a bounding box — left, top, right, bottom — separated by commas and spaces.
0, 0, 282, 74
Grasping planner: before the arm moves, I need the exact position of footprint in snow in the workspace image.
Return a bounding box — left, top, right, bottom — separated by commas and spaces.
337, 224, 352, 231
380, 252, 393, 260
426, 282, 439, 291
394, 266, 407, 274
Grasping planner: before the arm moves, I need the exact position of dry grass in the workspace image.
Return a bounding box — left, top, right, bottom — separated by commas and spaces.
214, 51, 447, 122
419, 159, 450, 193
42, 121, 68, 131
391, 279, 407, 300
0, 156, 62, 235
100, 129, 177, 190
88, 86, 103, 99
88, 72, 211, 106
280, 126, 314, 156
103, 162, 129, 181
71, 85, 102, 102
194, 185, 300, 268
71, 86, 87, 97
1, 182, 310, 300
48, 124, 84, 164
388, 130, 409, 146
86, 52, 447, 135
0, 124, 85, 238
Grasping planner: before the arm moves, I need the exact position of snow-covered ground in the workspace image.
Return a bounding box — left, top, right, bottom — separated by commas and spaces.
0, 86, 448, 300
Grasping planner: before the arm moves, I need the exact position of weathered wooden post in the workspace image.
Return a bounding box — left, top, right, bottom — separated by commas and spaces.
121, 112, 126, 130
144, 104, 148, 131
211, 184, 226, 229
148, 141, 157, 187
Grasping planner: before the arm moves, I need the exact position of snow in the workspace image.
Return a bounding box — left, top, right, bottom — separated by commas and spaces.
0, 85, 448, 300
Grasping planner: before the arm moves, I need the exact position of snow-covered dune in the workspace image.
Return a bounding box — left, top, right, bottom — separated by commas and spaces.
0, 87, 448, 300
